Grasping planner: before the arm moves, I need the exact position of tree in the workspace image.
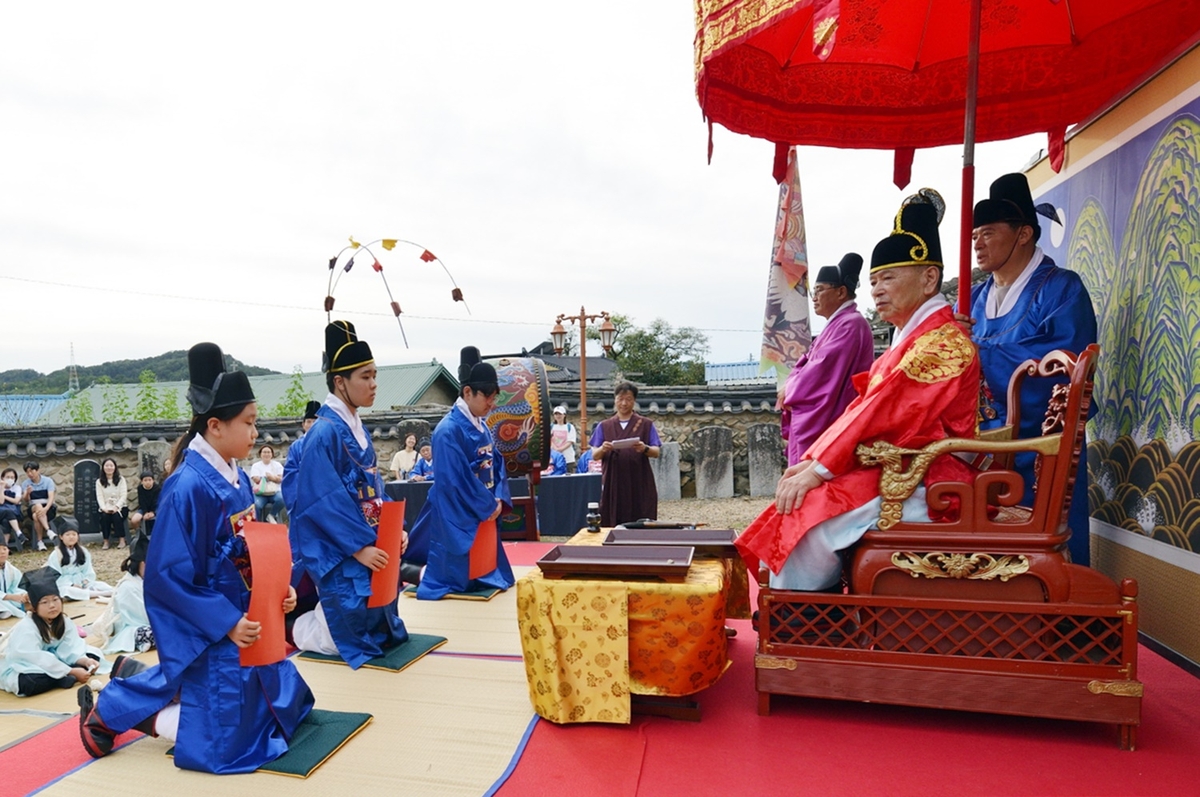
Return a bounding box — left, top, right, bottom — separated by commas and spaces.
157, 388, 185, 421
271, 365, 315, 418
64, 391, 95, 424
99, 377, 131, 423
591, 314, 710, 386
133, 369, 160, 421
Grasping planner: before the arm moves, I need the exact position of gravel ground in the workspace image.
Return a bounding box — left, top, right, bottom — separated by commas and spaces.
7, 497, 774, 584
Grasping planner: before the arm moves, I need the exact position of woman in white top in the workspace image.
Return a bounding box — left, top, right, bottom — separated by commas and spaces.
250, 444, 285, 521
95, 457, 128, 550
389, 433, 419, 481
550, 406, 578, 471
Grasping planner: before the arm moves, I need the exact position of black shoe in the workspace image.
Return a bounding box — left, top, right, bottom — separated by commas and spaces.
400, 562, 423, 587
78, 686, 115, 758
111, 655, 151, 680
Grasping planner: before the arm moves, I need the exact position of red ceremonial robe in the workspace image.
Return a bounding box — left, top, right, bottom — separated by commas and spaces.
737, 305, 980, 575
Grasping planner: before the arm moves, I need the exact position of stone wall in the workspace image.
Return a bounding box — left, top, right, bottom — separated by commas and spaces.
1, 396, 786, 520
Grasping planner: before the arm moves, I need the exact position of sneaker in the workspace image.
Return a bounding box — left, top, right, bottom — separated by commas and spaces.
46, 528, 58, 541
78, 685, 115, 758
36, 541, 47, 552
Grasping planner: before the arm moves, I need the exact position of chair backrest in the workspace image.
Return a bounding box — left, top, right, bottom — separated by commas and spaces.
1002, 344, 1098, 534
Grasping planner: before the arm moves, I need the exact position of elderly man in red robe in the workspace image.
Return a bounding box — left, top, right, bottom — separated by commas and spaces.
779, 252, 875, 465
738, 190, 980, 591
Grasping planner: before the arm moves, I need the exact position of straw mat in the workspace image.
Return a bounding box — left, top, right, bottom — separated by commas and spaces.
37, 654, 535, 797
0, 711, 61, 748
394, 567, 531, 656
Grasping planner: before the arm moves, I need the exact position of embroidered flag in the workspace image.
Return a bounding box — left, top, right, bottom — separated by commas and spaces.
760, 147, 812, 382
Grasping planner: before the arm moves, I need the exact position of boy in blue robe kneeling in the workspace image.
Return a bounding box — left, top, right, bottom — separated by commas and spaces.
284, 321, 410, 668
407, 347, 514, 600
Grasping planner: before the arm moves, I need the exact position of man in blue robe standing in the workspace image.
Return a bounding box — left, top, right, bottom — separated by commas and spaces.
285, 321, 409, 668
966, 173, 1098, 565
406, 347, 514, 600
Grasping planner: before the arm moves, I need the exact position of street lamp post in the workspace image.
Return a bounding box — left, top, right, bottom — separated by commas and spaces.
550, 307, 616, 441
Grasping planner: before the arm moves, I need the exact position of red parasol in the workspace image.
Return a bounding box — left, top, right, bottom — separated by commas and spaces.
696, 0, 1200, 311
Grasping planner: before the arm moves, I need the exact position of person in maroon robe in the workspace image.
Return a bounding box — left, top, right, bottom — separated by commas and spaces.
779, 253, 876, 465
589, 382, 662, 527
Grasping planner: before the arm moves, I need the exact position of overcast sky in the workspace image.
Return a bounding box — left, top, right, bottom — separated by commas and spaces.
2, 2, 1043, 379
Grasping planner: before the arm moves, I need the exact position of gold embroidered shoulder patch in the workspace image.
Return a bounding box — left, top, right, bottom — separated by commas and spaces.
895, 324, 975, 383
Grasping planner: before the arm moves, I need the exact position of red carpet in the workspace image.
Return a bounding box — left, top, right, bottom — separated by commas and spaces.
499, 618, 1200, 797
0, 717, 141, 797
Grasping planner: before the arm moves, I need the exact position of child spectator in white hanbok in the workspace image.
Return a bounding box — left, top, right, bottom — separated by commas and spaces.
92, 534, 154, 654
0, 540, 28, 618
46, 522, 114, 601
0, 569, 108, 697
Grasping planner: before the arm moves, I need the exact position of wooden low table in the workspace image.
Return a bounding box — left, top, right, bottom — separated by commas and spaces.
516, 529, 747, 724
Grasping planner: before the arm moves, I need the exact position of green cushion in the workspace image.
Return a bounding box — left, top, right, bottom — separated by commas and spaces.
297, 633, 447, 672
402, 584, 501, 601
167, 709, 372, 778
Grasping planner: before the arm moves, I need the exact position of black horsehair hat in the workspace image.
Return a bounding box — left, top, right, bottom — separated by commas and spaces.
458, 346, 499, 394
129, 533, 150, 567
324, 320, 374, 374
972, 172, 1060, 242
21, 567, 61, 606
870, 188, 945, 273
186, 342, 255, 416
814, 252, 864, 291
303, 400, 322, 420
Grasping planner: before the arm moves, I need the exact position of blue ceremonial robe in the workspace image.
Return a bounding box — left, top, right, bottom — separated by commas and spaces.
971, 255, 1098, 565
94, 449, 314, 774
280, 434, 310, 593
286, 406, 408, 668
408, 406, 514, 599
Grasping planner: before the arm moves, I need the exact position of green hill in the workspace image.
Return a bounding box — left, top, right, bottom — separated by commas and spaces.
0, 351, 279, 394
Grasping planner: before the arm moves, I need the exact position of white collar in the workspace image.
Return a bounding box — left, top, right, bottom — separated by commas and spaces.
892, 294, 949, 347
326, 393, 368, 448
188, 434, 240, 487
826, 299, 856, 323
455, 396, 488, 433
985, 246, 1043, 319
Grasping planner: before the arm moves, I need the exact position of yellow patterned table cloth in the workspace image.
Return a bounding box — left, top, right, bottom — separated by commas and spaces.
516, 530, 737, 724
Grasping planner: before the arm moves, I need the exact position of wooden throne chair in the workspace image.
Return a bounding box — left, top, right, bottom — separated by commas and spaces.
754, 345, 1142, 749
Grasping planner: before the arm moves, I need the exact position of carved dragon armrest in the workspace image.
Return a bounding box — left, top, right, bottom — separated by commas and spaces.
855, 435, 1062, 530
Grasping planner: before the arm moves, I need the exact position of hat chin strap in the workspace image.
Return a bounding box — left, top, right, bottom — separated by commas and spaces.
334, 378, 359, 412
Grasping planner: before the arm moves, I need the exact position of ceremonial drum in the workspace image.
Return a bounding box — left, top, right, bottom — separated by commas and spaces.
484, 357, 551, 476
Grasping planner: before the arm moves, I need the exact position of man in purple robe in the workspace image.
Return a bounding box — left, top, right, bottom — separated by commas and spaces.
779, 253, 876, 465
590, 382, 661, 527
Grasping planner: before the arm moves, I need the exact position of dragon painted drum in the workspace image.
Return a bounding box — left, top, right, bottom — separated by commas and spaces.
484, 357, 551, 476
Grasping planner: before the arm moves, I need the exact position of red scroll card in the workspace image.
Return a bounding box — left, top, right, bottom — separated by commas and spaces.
368, 500, 406, 608
239, 521, 292, 667
468, 519, 498, 580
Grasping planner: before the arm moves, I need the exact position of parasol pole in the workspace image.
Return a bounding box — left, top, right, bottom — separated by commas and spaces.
958, 0, 982, 315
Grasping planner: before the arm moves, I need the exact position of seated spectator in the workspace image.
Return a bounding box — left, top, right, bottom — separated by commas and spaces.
92, 535, 154, 654
20, 461, 57, 552
0, 540, 28, 618
575, 448, 601, 474
250, 445, 285, 522
95, 457, 129, 550
1, 467, 27, 550
128, 471, 160, 538
47, 522, 114, 601
390, 433, 419, 481
0, 570, 105, 697
541, 448, 568, 477
410, 439, 434, 481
